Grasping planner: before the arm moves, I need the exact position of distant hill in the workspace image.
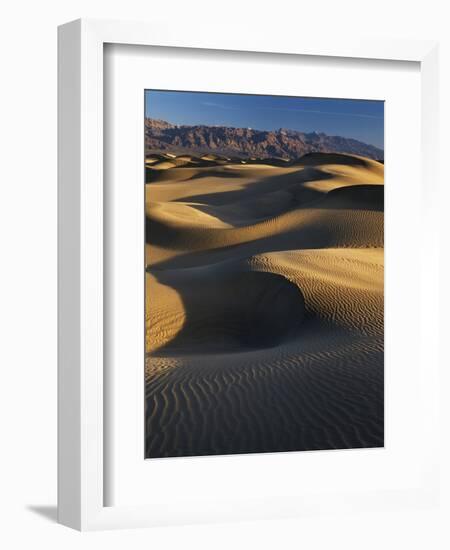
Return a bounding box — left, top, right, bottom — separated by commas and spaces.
145, 118, 384, 161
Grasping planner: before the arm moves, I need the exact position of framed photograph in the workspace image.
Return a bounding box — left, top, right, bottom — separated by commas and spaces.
58, 18, 440, 530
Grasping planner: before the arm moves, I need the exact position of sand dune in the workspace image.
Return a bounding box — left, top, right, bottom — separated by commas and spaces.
146, 194, 384, 267
147, 269, 305, 354
145, 152, 384, 458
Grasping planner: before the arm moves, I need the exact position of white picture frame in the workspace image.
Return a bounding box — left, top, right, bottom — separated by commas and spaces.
58, 18, 440, 531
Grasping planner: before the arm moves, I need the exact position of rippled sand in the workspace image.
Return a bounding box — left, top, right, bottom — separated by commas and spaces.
145, 153, 384, 458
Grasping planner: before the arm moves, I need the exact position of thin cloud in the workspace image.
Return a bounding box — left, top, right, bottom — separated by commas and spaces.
254, 106, 382, 119
201, 101, 239, 110
201, 101, 382, 119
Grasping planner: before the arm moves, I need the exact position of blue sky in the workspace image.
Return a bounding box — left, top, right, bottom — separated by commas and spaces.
145, 90, 384, 149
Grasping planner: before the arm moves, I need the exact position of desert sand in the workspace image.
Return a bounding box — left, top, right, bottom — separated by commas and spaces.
145, 153, 384, 458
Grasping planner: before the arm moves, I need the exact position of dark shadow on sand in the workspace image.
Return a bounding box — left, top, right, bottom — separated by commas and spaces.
148, 270, 306, 356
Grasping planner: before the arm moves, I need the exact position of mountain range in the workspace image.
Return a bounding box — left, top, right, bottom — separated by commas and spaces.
145, 118, 384, 161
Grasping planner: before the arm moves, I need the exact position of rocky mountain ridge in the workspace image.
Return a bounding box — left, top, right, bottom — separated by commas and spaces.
145, 118, 384, 161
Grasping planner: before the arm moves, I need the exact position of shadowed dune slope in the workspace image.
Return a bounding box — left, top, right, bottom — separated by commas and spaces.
147, 270, 305, 354
146, 192, 384, 267
145, 153, 384, 458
